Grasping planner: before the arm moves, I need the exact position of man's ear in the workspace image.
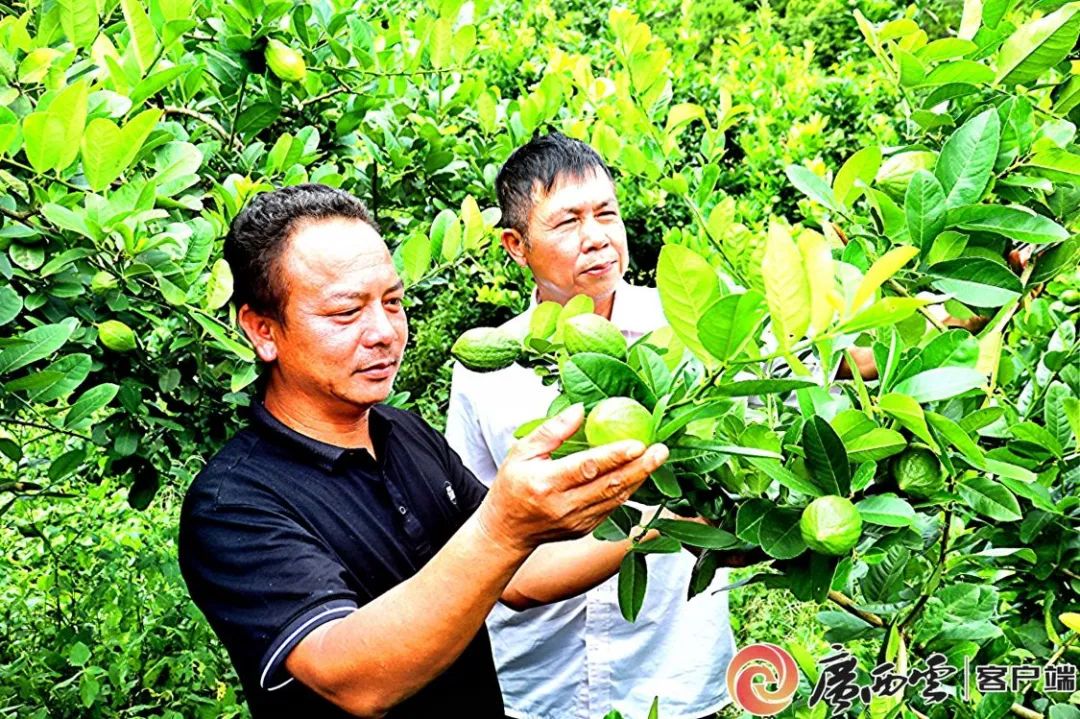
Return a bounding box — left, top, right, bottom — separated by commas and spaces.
237, 304, 280, 363
501, 229, 529, 268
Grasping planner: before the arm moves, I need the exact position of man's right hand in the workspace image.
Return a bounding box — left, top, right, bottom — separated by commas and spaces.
476, 403, 669, 553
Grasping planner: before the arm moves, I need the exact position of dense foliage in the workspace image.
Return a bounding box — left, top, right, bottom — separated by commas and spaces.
1, 0, 1077, 717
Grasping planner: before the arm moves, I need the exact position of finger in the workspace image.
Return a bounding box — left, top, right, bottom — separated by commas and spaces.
548, 439, 648, 488
566, 444, 669, 509
512, 403, 585, 460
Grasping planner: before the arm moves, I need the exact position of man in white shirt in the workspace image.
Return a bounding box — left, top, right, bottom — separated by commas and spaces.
446, 133, 736, 719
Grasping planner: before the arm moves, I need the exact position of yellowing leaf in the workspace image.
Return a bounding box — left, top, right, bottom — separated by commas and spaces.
850, 245, 919, 314
797, 229, 835, 336
762, 221, 810, 349
1061, 612, 1080, 633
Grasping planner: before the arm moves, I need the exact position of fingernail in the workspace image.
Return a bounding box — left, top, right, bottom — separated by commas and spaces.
649, 444, 669, 465
624, 440, 646, 458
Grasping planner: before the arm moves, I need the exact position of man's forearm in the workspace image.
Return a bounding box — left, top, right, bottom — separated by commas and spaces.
286, 510, 531, 717
504, 527, 660, 608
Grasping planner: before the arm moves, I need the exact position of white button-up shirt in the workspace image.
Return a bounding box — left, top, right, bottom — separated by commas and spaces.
446, 281, 735, 719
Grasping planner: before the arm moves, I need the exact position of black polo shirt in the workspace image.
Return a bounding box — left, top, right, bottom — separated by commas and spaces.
178, 401, 503, 718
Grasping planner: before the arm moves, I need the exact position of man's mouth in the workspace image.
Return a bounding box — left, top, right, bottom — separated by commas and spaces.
356, 360, 398, 379
582, 260, 615, 276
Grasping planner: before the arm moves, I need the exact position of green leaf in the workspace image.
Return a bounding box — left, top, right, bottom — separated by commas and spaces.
714, 379, 817, 396
656, 245, 721, 363
68, 641, 91, 666
856, 494, 917, 527
121, 0, 160, 74
1044, 383, 1074, 451
928, 258, 1022, 307
560, 353, 655, 408
49, 447, 86, 481
430, 17, 453, 69
916, 38, 978, 62
845, 428, 908, 463
803, 415, 851, 496
915, 60, 994, 86
736, 499, 774, 543
698, 290, 766, 361
1022, 148, 1080, 183
762, 222, 811, 349
24, 353, 91, 402
0, 285, 21, 326
851, 245, 919, 313
892, 367, 986, 403
64, 382, 119, 428
654, 519, 739, 549
400, 234, 431, 286
649, 464, 681, 497
205, 259, 233, 310
935, 109, 1000, 209
80, 109, 161, 191
785, 165, 840, 211
9, 244, 44, 271
958, 477, 1022, 521
59, 0, 98, 49
834, 146, 883, 208
837, 297, 929, 334
947, 204, 1068, 244
759, 507, 807, 559
22, 112, 66, 173
0, 321, 76, 375
745, 457, 824, 497
40, 248, 97, 278
190, 312, 255, 362
618, 552, 648, 622
880, 393, 938, 448
995, 2, 1080, 86
665, 103, 705, 136
905, 170, 947, 249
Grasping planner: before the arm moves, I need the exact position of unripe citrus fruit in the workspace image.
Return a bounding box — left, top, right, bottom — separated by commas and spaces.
98, 320, 137, 352
585, 397, 652, 447
875, 151, 937, 200
892, 445, 945, 499
800, 495, 862, 556
451, 327, 521, 371
265, 39, 306, 83
563, 314, 627, 359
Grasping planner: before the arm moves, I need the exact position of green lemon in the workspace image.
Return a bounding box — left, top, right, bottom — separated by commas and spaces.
875, 151, 937, 201
265, 39, 307, 83
451, 327, 521, 372
98, 320, 137, 352
562, 314, 627, 359
892, 445, 945, 499
800, 495, 862, 556
585, 397, 653, 447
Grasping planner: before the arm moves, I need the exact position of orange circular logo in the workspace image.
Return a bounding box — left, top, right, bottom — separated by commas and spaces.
726, 643, 800, 716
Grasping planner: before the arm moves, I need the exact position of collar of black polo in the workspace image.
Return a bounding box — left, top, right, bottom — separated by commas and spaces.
248, 401, 394, 473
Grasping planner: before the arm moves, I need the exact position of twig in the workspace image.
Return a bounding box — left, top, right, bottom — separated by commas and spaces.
228, 75, 249, 151
161, 105, 243, 151
827, 590, 884, 627
886, 279, 948, 332
0, 419, 90, 441
0, 157, 84, 192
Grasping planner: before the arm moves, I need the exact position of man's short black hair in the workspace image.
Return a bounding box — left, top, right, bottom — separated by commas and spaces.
224, 183, 377, 321
495, 132, 614, 238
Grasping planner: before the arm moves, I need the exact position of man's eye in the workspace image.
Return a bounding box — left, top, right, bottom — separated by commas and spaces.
335, 308, 360, 317
558, 217, 577, 228
386, 297, 403, 307
599, 211, 618, 218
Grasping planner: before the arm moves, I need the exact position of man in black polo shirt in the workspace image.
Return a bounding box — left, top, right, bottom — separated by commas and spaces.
178, 184, 669, 718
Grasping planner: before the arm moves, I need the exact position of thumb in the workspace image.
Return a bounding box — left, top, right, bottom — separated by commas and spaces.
516, 403, 585, 459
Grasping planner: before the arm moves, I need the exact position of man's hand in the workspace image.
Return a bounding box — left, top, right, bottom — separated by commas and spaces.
477, 403, 669, 553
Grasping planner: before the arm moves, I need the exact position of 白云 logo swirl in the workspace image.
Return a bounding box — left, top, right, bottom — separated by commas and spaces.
726, 643, 800, 716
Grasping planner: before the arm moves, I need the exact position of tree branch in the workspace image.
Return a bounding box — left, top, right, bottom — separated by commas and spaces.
0, 418, 90, 441
161, 105, 243, 151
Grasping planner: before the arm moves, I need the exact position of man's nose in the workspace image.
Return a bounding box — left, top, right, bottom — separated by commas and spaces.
362, 306, 397, 346
580, 215, 610, 252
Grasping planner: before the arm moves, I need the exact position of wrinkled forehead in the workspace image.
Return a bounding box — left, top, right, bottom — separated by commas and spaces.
529, 166, 617, 217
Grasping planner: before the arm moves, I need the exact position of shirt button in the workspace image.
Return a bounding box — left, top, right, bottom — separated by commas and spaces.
398, 505, 408, 515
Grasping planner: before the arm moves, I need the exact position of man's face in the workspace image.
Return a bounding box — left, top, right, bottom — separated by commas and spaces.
510, 168, 628, 307
257, 217, 408, 413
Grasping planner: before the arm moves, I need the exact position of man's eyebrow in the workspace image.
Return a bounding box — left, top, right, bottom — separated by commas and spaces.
325, 281, 404, 302
387, 280, 405, 293
547, 197, 616, 218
